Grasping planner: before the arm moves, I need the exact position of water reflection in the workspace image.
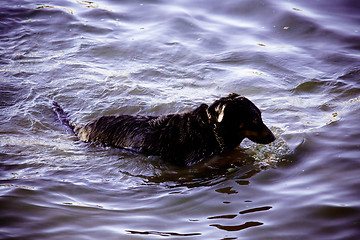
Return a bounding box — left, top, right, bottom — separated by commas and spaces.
125, 229, 202, 237
239, 206, 272, 214
210, 221, 263, 232
146, 151, 262, 188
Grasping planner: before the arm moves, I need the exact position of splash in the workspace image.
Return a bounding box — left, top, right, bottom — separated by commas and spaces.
241, 126, 291, 168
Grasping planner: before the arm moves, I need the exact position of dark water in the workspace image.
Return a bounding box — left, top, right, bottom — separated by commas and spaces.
1, 0, 360, 239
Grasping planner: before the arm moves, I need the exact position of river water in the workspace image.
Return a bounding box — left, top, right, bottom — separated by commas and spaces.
1, 0, 360, 239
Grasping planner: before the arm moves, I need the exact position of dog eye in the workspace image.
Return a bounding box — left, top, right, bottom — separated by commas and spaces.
252, 117, 260, 124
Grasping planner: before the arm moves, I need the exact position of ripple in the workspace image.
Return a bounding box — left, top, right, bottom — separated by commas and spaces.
210, 221, 263, 232
239, 206, 272, 215
125, 229, 201, 237
1, 0, 360, 239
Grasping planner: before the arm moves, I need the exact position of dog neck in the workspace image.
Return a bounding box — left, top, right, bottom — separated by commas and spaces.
206, 108, 226, 151
212, 123, 225, 151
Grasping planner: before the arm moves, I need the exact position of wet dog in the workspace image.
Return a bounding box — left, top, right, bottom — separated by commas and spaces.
53, 93, 275, 165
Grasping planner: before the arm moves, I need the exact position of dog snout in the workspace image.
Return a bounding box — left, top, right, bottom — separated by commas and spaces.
244, 124, 276, 144
261, 126, 276, 144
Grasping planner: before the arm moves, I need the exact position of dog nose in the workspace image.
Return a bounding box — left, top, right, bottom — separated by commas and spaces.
264, 130, 276, 143
246, 124, 276, 144
261, 125, 276, 144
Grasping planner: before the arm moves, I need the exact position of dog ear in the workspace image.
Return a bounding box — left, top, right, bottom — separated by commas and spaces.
207, 102, 227, 123
227, 93, 240, 99
215, 104, 226, 122
208, 93, 242, 123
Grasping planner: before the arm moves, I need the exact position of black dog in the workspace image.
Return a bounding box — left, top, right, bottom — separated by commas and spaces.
53, 93, 275, 165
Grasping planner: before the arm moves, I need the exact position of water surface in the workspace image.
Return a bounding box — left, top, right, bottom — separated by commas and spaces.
1, 0, 360, 239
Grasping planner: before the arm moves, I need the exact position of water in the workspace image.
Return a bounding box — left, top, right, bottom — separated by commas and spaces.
1, 0, 360, 239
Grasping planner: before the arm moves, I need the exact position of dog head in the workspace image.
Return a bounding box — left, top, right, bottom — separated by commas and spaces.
207, 93, 275, 148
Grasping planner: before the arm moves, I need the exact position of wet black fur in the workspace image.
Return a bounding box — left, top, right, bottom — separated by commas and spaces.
53, 93, 275, 166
